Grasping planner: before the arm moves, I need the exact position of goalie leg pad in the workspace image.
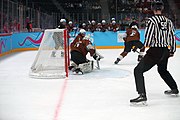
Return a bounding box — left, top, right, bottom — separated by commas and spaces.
69, 62, 78, 71
78, 61, 94, 73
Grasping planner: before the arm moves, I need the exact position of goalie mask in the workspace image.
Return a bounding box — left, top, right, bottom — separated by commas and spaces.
79, 29, 86, 34
79, 29, 86, 37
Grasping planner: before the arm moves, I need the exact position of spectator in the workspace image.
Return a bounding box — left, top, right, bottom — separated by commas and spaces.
26, 21, 32, 32
109, 20, 120, 32
96, 23, 102, 31
88, 20, 97, 33
67, 21, 74, 32
101, 20, 108, 32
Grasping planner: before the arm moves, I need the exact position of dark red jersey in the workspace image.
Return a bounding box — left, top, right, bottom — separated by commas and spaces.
88, 24, 97, 32
109, 23, 120, 32
70, 35, 95, 57
67, 24, 74, 32
124, 28, 140, 42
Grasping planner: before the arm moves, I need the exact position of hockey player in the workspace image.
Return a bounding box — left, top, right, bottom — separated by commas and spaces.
88, 20, 97, 33
80, 23, 88, 31
114, 24, 145, 64
69, 29, 102, 74
67, 21, 74, 32
101, 20, 108, 32
130, 0, 179, 105
96, 23, 102, 31
129, 18, 139, 29
109, 20, 120, 32
57, 19, 67, 29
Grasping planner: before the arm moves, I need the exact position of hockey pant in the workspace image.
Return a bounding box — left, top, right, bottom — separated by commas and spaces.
124, 40, 144, 53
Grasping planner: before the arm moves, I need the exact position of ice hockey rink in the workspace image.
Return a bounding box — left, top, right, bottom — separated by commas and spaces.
0, 48, 180, 120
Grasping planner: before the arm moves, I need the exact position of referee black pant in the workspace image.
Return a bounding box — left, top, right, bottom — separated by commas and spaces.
134, 47, 178, 94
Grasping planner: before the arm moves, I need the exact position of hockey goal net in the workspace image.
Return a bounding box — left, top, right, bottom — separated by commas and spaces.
29, 29, 69, 79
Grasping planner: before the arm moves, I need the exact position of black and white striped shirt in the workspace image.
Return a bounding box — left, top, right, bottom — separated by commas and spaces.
144, 15, 176, 53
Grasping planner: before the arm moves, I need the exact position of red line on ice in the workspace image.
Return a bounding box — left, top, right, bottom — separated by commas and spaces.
53, 78, 68, 120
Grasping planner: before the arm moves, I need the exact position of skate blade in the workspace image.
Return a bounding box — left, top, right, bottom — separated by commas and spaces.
72, 71, 83, 75
165, 94, 179, 97
130, 101, 148, 107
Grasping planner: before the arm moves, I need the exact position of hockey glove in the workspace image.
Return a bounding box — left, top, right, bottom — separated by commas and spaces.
132, 47, 138, 52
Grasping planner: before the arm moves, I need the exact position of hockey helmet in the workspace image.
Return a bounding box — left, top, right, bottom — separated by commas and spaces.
91, 20, 96, 24
102, 20, 106, 23
68, 21, 73, 24
82, 23, 86, 26
60, 19, 66, 23
112, 20, 116, 24
151, 0, 164, 11
97, 23, 101, 25
79, 29, 86, 34
111, 18, 115, 21
131, 25, 138, 30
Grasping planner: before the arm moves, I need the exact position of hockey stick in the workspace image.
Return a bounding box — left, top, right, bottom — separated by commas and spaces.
132, 46, 140, 53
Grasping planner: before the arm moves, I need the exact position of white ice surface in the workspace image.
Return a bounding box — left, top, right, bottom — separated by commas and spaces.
0, 49, 180, 120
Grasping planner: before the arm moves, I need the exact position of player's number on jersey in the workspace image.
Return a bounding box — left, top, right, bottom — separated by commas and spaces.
159, 22, 167, 30
75, 43, 80, 47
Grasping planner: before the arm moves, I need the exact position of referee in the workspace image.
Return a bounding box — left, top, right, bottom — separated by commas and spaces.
130, 0, 179, 104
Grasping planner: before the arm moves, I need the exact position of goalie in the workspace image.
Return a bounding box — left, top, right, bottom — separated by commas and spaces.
69, 29, 103, 74
114, 24, 145, 64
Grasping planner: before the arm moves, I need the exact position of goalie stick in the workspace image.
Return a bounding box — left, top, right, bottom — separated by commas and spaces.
94, 44, 100, 69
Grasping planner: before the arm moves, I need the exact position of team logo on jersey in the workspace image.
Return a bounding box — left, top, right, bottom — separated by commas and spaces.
130, 30, 136, 37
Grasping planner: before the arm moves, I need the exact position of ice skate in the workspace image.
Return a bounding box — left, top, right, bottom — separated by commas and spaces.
130, 94, 147, 106
164, 89, 179, 97
73, 68, 83, 75
68, 65, 75, 70
114, 58, 120, 64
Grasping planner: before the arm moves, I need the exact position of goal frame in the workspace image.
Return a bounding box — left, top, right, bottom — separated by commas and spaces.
29, 29, 69, 79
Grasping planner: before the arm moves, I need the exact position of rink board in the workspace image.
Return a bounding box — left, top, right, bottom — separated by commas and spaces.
0, 30, 180, 57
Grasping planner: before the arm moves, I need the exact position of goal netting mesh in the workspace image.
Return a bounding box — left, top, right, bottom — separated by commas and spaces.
29, 29, 69, 79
